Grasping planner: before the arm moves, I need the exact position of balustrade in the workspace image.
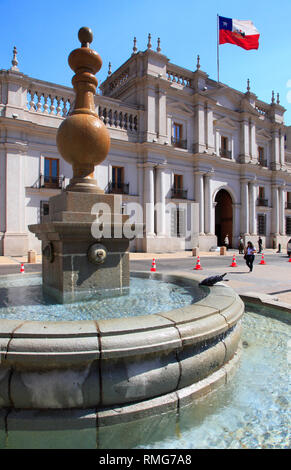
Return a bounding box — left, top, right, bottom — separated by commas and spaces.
25, 86, 139, 133
98, 105, 138, 132
167, 70, 191, 87
27, 90, 72, 117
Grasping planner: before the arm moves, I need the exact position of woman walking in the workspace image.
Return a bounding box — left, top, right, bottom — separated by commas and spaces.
244, 241, 256, 272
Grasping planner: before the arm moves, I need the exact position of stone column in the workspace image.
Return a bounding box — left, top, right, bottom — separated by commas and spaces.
144, 163, 155, 237
137, 163, 144, 201
271, 183, 279, 235
146, 86, 157, 142
271, 128, 280, 170
157, 88, 167, 144
204, 172, 213, 234
279, 186, 286, 235
249, 181, 257, 235
232, 203, 241, 246
280, 130, 285, 167
240, 178, 249, 235
3, 145, 28, 255
250, 119, 257, 162
155, 164, 167, 236
206, 105, 215, 153
240, 118, 250, 163
194, 103, 205, 153
215, 129, 220, 156
194, 171, 204, 235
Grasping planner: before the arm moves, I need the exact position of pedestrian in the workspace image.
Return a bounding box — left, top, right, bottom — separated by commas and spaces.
244, 241, 256, 272
238, 236, 244, 254
224, 234, 229, 251
258, 236, 263, 253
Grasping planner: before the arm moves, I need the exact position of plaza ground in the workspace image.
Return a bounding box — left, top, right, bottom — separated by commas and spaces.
0, 248, 291, 306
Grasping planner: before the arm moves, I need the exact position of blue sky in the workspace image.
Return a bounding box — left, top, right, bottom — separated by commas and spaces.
1, 0, 291, 123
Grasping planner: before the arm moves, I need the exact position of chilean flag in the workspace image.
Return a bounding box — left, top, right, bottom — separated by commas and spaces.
219, 16, 260, 50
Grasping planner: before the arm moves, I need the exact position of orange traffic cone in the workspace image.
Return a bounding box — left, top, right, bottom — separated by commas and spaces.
194, 256, 202, 270
20, 263, 25, 273
259, 253, 266, 265
230, 254, 237, 267
150, 258, 156, 272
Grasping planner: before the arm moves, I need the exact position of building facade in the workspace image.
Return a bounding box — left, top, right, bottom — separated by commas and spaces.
1, 41, 291, 255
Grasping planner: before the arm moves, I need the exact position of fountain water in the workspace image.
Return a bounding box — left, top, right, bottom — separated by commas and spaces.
0, 28, 244, 441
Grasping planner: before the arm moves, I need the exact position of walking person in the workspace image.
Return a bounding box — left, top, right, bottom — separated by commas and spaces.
224, 234, 229, 251
258, 236, 263, 253
244, 241, 256, 272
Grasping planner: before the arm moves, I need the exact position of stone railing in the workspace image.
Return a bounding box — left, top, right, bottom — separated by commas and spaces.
23, 78, 140, 133
255, 101, 269, 117
97, 102, 139, 133
166, 64, 192, 88
26, 79, 74, 116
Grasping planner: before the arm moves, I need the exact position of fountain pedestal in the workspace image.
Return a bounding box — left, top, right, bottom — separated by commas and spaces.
29, 191, 130, 303
29, 27, 134, 303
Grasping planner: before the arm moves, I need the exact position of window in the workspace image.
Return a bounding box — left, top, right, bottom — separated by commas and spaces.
221, 136, 228, 150
220, 136, 231, 159
44, 158, 59, 187
287, 192, 291, 209
171, 207, 186, 238
174, 174, 183, 190
172, 175, 187, 199
172, 123, 187, 149
173, 123, 182, 143
258, 146, 266, 166
258, 214, 266, 235
257, 187, 268, 206
286, 217, 291, 235
112, 166, 124, 188
109, 166, 129, 194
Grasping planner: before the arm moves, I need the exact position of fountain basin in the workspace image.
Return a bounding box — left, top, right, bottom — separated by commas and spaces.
0, 271, 243, 423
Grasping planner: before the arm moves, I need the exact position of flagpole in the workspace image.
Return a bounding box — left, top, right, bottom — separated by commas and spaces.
217, 14, 220, 83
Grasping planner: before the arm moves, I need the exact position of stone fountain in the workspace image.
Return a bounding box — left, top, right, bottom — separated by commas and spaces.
0, 28, 244, 441
29, 27, 130, 303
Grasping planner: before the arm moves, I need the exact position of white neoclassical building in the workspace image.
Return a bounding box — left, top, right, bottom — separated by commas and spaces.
1, 39, 291, 256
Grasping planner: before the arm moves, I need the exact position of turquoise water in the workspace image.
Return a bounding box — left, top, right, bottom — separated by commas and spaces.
133, 310, 290, 449
0, 275, 203, 321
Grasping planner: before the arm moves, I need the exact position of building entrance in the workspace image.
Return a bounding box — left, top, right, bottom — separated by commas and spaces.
215, 189, 233, 247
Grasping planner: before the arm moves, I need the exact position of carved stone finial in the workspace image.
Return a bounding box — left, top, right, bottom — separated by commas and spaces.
247, 78, 250, 93
108, 62, 112, 76
132, 37, 137, 54
277, 92, 280, 105
78, 26, 93, 47
56, 27, 110, 193
271, 90, 275, 104
157, 38, 161, 53
147, 33, 152, 49
11, 46, 19, 71
196, 55, 200, 70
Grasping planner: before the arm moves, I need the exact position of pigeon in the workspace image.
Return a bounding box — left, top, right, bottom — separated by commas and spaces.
199, 273, 228, 286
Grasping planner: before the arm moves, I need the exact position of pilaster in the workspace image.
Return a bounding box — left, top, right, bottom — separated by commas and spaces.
240, 177, 249, 235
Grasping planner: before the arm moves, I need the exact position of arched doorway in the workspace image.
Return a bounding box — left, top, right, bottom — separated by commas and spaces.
215, 189, 233, 247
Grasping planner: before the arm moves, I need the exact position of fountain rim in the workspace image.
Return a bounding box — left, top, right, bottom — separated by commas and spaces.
0, 270, 238, 327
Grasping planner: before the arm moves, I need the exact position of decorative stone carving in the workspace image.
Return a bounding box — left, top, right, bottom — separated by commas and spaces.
87, 243, 108, 265
56, 27, 110, 193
